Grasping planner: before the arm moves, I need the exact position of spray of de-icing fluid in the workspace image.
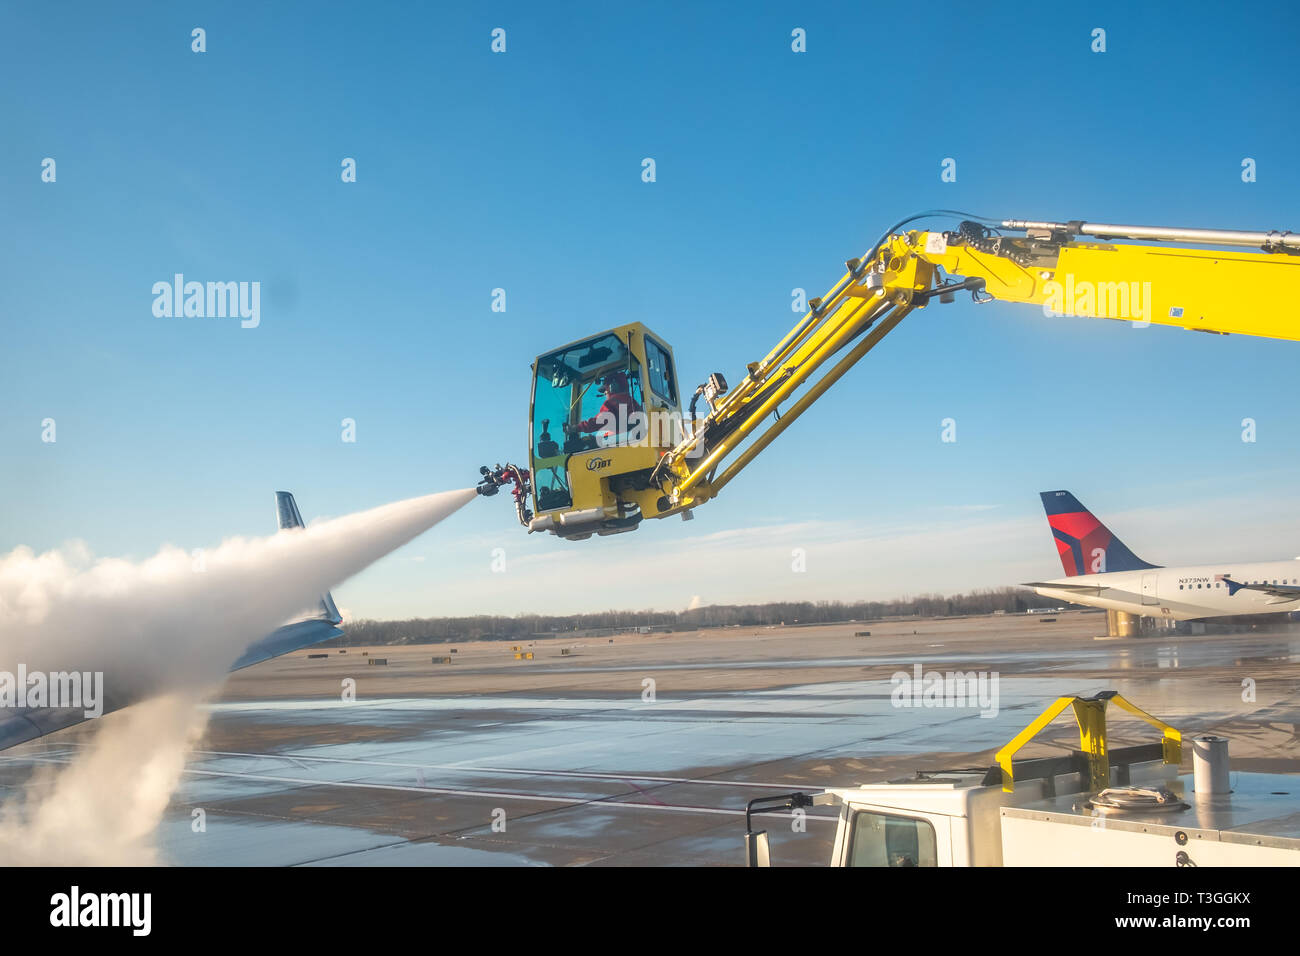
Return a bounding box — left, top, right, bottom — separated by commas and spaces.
0, 488, 476, 864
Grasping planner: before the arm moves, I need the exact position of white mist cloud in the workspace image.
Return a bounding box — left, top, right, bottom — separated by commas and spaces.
0, 488, 476, 697
0, 487, 476, 864
0, 692, 208, 865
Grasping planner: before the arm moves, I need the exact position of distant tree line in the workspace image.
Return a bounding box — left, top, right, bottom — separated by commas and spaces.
327, 587, 1063, 647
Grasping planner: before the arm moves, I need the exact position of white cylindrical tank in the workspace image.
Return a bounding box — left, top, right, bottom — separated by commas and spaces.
1192, 735, 1231, 795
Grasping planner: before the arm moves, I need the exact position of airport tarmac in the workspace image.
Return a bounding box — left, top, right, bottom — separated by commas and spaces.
3, 610, 1299, 866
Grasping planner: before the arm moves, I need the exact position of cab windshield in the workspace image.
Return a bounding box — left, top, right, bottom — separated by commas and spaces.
531, 333, 644, 512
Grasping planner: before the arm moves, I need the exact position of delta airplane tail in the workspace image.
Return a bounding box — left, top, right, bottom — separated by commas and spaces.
1040, 490, 1158, 577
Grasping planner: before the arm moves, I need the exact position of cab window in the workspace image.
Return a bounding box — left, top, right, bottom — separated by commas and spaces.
645, 337, 677, 403
575, 368, 644, 447
846, 810, 938, 867
534, 333, 637, 446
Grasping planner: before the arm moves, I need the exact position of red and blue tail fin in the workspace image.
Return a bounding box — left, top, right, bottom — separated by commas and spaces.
1040, 490, 1158, 577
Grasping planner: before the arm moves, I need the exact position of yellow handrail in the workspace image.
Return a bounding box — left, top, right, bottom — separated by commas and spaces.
993, 691, 1182, 793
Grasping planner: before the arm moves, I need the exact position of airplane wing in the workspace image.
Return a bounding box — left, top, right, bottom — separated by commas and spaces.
0, 703, 113, 752
0, 492, 344, 752
228, 616, 342, 671
1022, 581, 1107, 595
1220, 576, 1300, 603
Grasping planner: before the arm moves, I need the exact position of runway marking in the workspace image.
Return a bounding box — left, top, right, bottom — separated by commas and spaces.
0, 748, 77, 763
188, 748, 804, 790
181, 766, 839, 822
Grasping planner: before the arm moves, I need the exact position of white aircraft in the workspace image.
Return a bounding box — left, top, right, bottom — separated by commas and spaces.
1025, 490, 1300, 623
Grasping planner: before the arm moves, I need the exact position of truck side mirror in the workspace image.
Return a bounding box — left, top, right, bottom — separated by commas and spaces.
745, 829, 771, 867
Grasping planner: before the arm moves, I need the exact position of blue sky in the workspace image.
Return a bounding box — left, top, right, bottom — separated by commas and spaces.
3, 1, 1299, 617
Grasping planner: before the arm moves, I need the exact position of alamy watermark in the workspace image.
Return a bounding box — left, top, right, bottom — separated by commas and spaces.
890, 664, 999, 718
50, 886, 150, 936
152, 274, 260, 328
1042, 274, 1152, 327
578, 405, 707, 459
0, 666, 104, 718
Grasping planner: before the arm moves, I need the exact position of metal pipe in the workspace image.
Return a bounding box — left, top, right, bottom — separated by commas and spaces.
755, 260, 874, 374
747, 310, 824, 387
1002, 219, 1300, 250
711, 305, 910, 495
712, 270, 861, 419
673, 297, 887, 498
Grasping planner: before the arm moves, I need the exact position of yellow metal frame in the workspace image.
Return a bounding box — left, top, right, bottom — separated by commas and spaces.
528, 217, 1300, 533
914, 233, 1300, 340
648, 221, 1300, 517
993, 692, 1182, 793
653, 252, 933, 513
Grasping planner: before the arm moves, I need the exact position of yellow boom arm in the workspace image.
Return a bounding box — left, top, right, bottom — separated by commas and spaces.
651, 215, 1300, 514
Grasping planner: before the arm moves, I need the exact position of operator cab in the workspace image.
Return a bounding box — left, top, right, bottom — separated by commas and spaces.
528, 323, 681, 540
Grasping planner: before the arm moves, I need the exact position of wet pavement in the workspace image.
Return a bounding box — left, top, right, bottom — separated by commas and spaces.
2, 611, 1298, 865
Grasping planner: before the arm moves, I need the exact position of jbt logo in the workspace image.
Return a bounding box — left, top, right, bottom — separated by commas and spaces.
586, 457, 613, 472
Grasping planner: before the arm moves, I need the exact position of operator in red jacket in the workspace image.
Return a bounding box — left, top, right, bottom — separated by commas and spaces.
575, 371, 640, 435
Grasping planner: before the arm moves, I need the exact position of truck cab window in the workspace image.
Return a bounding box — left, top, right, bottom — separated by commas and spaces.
847, 810, 938, 867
